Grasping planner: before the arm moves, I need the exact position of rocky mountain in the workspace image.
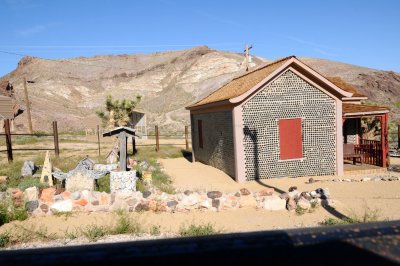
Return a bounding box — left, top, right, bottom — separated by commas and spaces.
0, 46, 399, 133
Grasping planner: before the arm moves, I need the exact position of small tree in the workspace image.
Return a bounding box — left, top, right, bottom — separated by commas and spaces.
96, 95, 141, 128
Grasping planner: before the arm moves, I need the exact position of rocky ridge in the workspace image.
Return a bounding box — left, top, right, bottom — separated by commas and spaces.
1, 46, 399, 132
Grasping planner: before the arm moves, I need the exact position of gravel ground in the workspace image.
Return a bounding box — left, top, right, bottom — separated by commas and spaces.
3, 233, 179, 250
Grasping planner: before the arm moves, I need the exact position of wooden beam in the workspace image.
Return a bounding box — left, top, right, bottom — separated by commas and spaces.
381, 114, 388, 167
4, 119, 13, 163
23, 77, 33, 134
155, 125, 159, 152
52, 121, 59, 158
398, 124, 400, 149
119, 132, 127, 171
97, 125, 101, 157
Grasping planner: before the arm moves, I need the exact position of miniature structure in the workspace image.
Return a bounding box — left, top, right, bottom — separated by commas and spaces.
53, 156, 108, 191
103, 126, 135, 171
106, 141, 119, 164
186, 56, 390, 182
40, 151, 53, 186
129, 110, 147, 140
103, 127, 137, 192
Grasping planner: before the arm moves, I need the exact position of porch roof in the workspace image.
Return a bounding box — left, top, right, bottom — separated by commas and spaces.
342, 103, 390, 117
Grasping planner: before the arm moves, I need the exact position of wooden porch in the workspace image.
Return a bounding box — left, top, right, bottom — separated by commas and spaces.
342, 103, 390, 168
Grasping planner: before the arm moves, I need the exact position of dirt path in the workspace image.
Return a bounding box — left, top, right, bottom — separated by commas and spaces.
160, 157, 400, 219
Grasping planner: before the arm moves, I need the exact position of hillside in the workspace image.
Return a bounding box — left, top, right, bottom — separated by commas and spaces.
0, 46, 399, 132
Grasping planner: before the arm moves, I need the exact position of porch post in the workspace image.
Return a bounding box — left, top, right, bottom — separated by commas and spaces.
336, 101, 344, 176
381, 114, 388, 167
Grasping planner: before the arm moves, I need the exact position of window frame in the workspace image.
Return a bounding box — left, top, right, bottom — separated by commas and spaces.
278, 117, 304, 161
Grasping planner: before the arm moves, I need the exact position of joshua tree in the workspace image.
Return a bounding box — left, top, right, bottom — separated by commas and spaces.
96, 95, 141, 128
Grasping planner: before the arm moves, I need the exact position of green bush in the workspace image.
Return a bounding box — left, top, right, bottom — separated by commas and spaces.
179, 223, 219, 237
0, 200, 28, 226
81, 224, 109, 242
0, 233, 10, 248
149, 225, 161, 236
18, 177, 48, 191
112, 212, 142, 235
321, 207, 382, 226
96, 174, 110, 193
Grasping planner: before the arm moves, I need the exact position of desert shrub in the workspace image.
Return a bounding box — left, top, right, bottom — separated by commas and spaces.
64, 229, 79, 240
179, 223, 219, 237
0, 200, 28, 226
18, 177, 48, 191
295, 206, 307, 216
151, 169, 175, 194
0, 232, 10, 248
81, 224, 109, 242
0, 184, 7, 192
96, 174, 110, 193
112, 212, 143, 235
0, 160, 24, 183
321, 207, 382, 226
149, 225, 161, 236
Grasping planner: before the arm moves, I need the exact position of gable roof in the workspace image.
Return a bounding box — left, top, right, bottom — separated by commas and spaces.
187, 56, 357, 109
187, 56, 293, 108
326, 77, 366, 98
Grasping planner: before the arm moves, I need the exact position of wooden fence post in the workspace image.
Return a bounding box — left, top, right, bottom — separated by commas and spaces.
155, 125, 159, 152
185, 125, 189, 150
398, 124, 400, 149
132, 136, 136, 155
52, 121, 60, 157
4, 119, 13, 163
97, 125, 101, 157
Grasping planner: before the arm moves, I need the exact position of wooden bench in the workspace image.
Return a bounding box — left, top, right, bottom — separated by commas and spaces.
344, 143, 363, 165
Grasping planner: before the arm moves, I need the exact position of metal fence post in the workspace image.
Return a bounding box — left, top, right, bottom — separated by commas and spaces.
52, 121, 60, 157
155, 125, 159, 152
185, 125, 189, 150
4, 119, 13, 163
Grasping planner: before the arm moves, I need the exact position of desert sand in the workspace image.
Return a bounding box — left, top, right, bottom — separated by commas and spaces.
1, 157, 399, 239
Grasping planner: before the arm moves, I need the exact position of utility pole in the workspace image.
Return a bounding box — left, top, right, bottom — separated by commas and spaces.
23, 77, 33, 134
244, 43, 253, 71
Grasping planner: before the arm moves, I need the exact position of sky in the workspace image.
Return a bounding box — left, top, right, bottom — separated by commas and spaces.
0, 0, 399, 77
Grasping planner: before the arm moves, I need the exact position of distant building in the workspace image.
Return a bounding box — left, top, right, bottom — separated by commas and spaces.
186, 56, 389, 182
0, 81, 24, 132
129, 110, 147, 139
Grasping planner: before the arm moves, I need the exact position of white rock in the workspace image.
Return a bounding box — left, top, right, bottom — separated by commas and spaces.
200, 199, 211, 209
262, 196, 286, 211
181, 193, 199, 206
361, 177, 371, 182
24, 186, 39, 202
158, 192, 168, 201
288, 190, 301, 199
297, 197, 311, 210
50, 200, 73, 213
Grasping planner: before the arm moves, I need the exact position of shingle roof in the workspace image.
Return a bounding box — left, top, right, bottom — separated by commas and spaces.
187, 56, 295, 107
187, 56, 369, 109
326, 77, 366, 98
343, 103, 389, 116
